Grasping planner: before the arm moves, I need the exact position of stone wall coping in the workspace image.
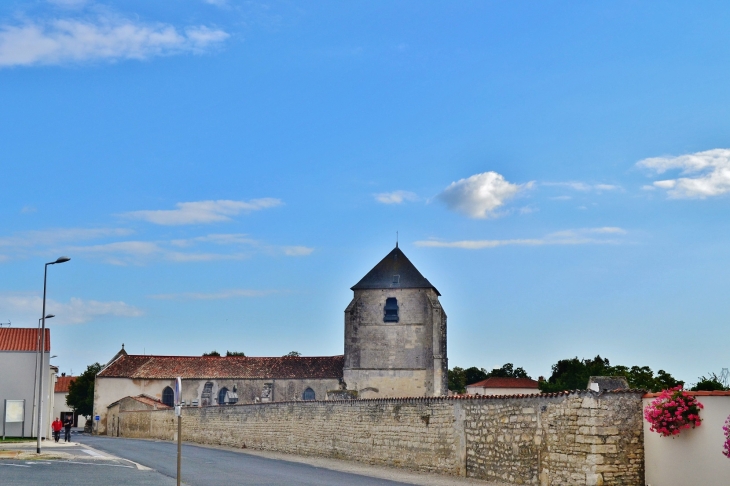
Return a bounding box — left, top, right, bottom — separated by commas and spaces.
113, 388, 645, 414
643, 390, 730, 398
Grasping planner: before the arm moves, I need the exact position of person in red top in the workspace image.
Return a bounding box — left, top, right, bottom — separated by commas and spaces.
51, 417, 63, 442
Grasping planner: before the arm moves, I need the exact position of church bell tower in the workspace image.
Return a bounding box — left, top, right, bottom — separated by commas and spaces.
343, 245, 448, 398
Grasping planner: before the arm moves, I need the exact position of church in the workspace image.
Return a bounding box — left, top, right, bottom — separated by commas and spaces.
93, 245, 448, 434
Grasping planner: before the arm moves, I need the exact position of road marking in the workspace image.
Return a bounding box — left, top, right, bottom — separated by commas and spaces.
82, 449, 105, 457
44, 460, 134, 469
0, 463, 30, 467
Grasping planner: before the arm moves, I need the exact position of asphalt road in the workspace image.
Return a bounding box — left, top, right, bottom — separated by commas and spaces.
77, 435, 416, 486
0, 457, 177, 485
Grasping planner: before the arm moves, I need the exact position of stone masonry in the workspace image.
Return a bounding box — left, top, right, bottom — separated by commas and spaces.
115, 390, 644, 485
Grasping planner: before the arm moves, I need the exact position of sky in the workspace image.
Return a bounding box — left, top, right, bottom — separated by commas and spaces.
1, 1, 729, 385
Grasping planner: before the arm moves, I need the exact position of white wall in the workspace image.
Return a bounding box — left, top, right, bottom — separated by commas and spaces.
0, 351, 53, 438
644, 393, 730, 486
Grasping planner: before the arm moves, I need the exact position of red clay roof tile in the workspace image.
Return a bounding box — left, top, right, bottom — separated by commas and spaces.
0, 328, 50, 352
466, 377, 540, 389
98, 354, 344, 380
55, 375, 75, 393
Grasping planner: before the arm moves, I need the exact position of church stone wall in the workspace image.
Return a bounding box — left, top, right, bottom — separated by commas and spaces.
344, 287, 447, 398
94, 376, 339, 435
117, 391, 644, 485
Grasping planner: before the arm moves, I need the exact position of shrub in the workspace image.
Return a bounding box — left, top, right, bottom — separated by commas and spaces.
644, 386, 703, 437
722, 414, 730, 458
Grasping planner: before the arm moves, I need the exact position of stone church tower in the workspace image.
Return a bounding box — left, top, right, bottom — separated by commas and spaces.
343, 245, 448, 398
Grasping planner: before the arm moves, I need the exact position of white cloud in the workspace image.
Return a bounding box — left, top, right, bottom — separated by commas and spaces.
20, 206, 37, 214
123, 198, 283, 225
415, 227, 627, 250
374, 190, 419, 204
0, 228, 133, 248
437, 172, 534, 219
149, 289, 275, 300
283, 246, 314, 256
0, 293, 143, 325
0, 17, 229, 67
637, 149, 730, 198
543, 182, 621, 192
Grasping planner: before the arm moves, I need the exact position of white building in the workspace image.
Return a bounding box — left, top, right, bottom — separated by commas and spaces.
466, 377, 540, 396
53, 374, 86, 427
0, 328, 56, 438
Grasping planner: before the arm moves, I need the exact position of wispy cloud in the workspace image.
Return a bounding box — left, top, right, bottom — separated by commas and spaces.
123, 199, 283, 225
415, 227, 626, 250
65, 232, 311, 264
542, 182, 621, 192
437, 172, 534, 219
637, 149, 730, 198
0, 293, 143, 325
374, 190, 418, 204
149, 289, 276, 300
0, 228, 133, 249
0, 17, 228, 67
282, 246, 314, 256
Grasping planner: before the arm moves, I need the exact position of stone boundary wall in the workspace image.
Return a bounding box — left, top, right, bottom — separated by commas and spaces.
115, 391, 644, 485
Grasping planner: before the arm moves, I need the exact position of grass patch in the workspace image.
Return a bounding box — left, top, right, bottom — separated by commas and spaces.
0, 437, 34, 443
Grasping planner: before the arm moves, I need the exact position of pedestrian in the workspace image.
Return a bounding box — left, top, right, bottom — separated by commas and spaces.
63, 416, 73, 442
51, 417, 62, 442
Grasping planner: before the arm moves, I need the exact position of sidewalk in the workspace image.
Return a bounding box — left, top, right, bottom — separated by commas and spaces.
0, 435, 119, 462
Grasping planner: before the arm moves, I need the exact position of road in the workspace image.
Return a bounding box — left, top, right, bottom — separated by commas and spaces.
77, 435, 418, 485
1, 435, 496, 485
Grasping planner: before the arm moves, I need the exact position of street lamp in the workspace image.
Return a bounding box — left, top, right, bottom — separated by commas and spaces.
36, 256, 70, 454
31, 314, 54, 438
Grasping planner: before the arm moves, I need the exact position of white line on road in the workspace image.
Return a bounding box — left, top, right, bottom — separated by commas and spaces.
82, 449, 105, 457
0, 463, 30, 467
44, 460, 134, 468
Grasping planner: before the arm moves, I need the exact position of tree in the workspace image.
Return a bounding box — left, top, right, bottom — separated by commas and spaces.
448, 367, 466, 393
539, 356, 612, 393
66, 362, 102, 417
690, 373, 728, 391
225, 351, 246, 356
203, 351, 221, 356
464, 367, 488, 386
539, 355, 683, 393
285, 351, 301, 357
486, 363, 530, 379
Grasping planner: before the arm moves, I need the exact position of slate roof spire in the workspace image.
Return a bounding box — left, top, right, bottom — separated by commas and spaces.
351, 246, 440, 295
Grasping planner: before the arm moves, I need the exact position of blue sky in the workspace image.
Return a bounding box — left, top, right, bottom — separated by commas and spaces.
1, 1, 729, 385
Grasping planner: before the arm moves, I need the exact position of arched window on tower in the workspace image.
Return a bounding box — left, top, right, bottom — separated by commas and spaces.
303, 387, 315, 401
384, 297, 399, 322
218, 387, 228, 405
162, 386, 174, 407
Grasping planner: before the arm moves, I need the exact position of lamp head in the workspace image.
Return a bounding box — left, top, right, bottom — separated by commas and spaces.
54, 256, 71, 264
45, 314, 55, 319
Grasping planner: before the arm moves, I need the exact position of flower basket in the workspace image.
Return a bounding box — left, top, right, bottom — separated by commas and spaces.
644, 386, 703, 437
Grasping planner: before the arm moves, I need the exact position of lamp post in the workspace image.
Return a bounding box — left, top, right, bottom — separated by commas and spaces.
31, 314, 54, 438
36, 256, 70, 454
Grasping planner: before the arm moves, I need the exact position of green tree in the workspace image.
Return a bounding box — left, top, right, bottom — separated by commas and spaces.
690, 373, 728, 391
539, 356, 612, 393
203, 350, 221, 356
225, 351, 246, 356
540, 356, 683, 393
464, 366, 488, 386
448, 366, 466, 393
285, 351, 301, 357
487, 363, 530, 379
66, 363, 102, 417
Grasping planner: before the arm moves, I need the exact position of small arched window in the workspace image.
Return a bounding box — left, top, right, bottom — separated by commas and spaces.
162, 386, 174, 407
303, 387, 315, 401
218, 387, 228, 405
384, 297, 399, 322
